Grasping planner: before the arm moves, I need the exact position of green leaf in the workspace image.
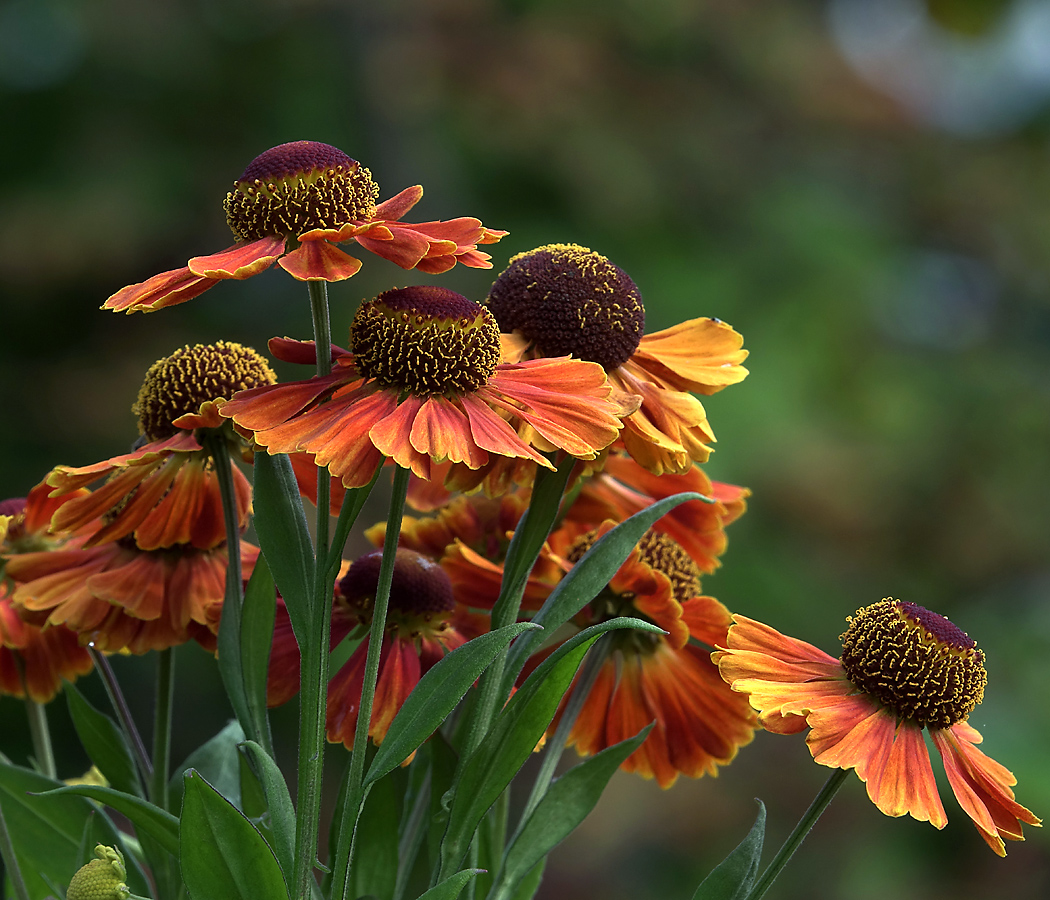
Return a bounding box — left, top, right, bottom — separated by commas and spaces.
440, 618, 661, 878
64, 682, 141, 797
691, 801, 766, 900
508, 860, 544, 900
0, 763, 99, 900
169, 720, 246, 812
346, 765, 405, 900
411, 869, 484, 900
219, 555, 277, 753
365, 622, 540, 786
179, 769, 288, 900
238, 740, 297, 881
498, 724, 653, 894
426, 733, 459, 873
502, 491, 707, 694
253, 451, 314, 645
32, 783, 179, 857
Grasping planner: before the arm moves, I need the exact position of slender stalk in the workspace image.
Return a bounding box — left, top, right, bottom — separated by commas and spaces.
150, 648, 175, 812
745, 767, 850, 900
0, 797, 30, 900
23, 697, 55, 780
459, 458, 575, 762
291, 277, 338, 900
12, 654, 56, 779
90, 648, 152, 783
331, 464, 411, 900
392, 769, 432, 900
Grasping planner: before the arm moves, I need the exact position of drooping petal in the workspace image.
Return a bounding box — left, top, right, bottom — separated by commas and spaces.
221, 370, 353, 432
459, 394, 551, 468
409, 396, 488, 469
864, 720, 947, 827
370, 638, 422, 744
188, 236, 285, 279
368, 395, 432, 478
931, 725, 1041, 856
103, 267, 220, 314
277, 239, 363, 281
355, 228, 431, 269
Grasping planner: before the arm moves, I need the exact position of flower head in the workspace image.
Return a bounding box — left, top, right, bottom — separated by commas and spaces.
714, 602, 1041, 855
221, 286, 629, 488
324, 548, 476, 748
104, 141, 506, 314
487, 243, 748, 475
66, 844, 129, 900
541, 520, 757, 787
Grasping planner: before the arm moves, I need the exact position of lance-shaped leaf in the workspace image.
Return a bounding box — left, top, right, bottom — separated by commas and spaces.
169, 720, 245, 812
439, 618, 660, 878
501, 491, 706, 695
496, 724, 653, 896
65, 682, 141, 797
252, 451, 314, 644
413, 868, 485, 900
33, 784, 179, 856
365, 622, 540, 785
179, 769, 288, 900
238, 740, 297, 881
691, 801, 766, 900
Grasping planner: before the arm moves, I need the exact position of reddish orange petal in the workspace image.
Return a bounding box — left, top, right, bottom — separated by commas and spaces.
278, 239, 363, 281
221, 371, 352, 432
607, 656, 676, 787
568, 660, 616, 757
410, 397, 488, 469
327, 644, 369, 746
370, 638, 421, 744
864, 720, 947, 826
103, 267, 220, 314
355, 228, 430, 268
188, 236, 285, 279
415, 255, 460, 275
374, 185, 424, 221
368, 395, 432, 478
932, 725, 1041, 855
459, 394, 551, 468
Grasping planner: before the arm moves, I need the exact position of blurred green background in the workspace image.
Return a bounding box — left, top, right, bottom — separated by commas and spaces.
1, 0, 1048, 897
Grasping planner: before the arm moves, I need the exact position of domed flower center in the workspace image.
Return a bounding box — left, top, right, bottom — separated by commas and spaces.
840, 599, 987, 729
338, 548, 455, 633
223, 140, 380, 242
134, 341, 276, 440
486, 243, 646, 370
567, 527, 701, 604
350, 286, 502, 396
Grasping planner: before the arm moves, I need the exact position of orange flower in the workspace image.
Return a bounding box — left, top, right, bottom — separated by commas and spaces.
543, 520, 757, 787
322, 549, 482, 748
1, 496, 93, 702
568, 452, 749, 574
221, 286, 630, 489
486, 243, 749, 475
103, 141, 506, 314
3, 343, 271, 654
714, 603, 1041, 855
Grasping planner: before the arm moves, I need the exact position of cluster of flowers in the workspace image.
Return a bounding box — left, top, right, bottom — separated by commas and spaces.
1, 142, 1037, 862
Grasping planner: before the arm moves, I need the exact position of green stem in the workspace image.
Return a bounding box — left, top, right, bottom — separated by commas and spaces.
150, 648, 175, 812
460, 457, 575, 762
0, 796, 30, 900
745, 767, 850, 900
291, 277, 338, 900
331, 464, 411, 900
12, 653, 57, 779
90, 649, 152, 784
24, 697, 55, 780
392, 768, 432, 900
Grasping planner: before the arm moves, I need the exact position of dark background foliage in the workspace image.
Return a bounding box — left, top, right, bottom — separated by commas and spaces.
1, 1, 1048, 898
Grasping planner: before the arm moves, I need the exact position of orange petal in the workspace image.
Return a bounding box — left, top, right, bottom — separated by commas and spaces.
374, 185, 424, 222
103, 267, 220, 314
410, 397, 488, 469
369, 395, 432, 478
864, 720, 947, 826
278, 239, 363, 281
932, 725, 1041, 855
459, 394, 551, 467
355, 229, 430, 269
188, 236, 285, 278
632, 317, 749, 395
221, 371, 351, 432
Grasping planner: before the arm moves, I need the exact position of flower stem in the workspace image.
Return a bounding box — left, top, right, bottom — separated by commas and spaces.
23, 696, 56, 779
745, 767, 850, 900
291, 276, 338, 900
330, 463, 411, 900
90, 648, 152, 785
150, 648, 175, 812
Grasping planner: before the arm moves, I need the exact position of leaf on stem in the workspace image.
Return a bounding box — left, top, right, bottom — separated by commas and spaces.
65, 682, 141, 797
690, 801, 766, 900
